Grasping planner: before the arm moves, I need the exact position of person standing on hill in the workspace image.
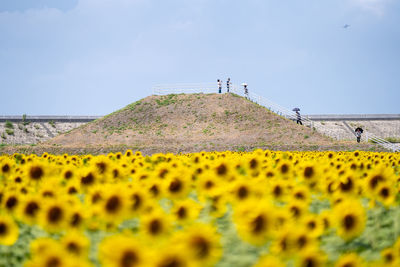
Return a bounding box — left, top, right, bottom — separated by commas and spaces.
243, 83, 248, 99
226, 78, 231, 93
296, 111, 302, 125
217, 79, 222, 93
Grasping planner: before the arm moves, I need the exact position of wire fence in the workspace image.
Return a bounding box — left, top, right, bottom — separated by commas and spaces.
152, 82, 400, 152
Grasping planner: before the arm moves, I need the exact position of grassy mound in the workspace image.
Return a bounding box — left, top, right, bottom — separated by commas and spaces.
47, 93, 334, 150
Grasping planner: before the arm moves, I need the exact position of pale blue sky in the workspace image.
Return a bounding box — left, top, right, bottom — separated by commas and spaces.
0, 0, 399, 115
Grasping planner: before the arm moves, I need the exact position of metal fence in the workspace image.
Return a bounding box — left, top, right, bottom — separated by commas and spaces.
151, 82, 400, 152
229, 84, 315, 128
366, 132, 400, 152
153, 83, 218, 95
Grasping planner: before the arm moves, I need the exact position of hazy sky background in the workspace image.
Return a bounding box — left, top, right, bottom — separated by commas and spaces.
0, 0, 399, 115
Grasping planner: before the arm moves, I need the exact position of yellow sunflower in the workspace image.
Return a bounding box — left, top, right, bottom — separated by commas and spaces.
0, 214, 19, 246
296, 249, 326, 267
99, 234, 148, 267
38, 198, 70, 233
171, 199, 202, 224
334, 253, 364, 267
333, 200, 366, 241
174, 224, 222, 266
253, 255, 285, 267
234, 199, 276, 246
61, 231, 90, 258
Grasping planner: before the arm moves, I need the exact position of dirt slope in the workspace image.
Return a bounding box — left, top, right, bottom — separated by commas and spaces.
46, 93, 336, 151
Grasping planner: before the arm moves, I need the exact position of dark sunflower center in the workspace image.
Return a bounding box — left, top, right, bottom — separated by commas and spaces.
216, 164, 227, 176
25, 202, 39, 217
46, 256, 61, 267
280, 237, 288, 251
177, 207, 187, 219
30, 166, 44, 180
281, 164, 289, 174
158, 257, 182, 267
48, 206, 63, 223
159, 169, 168, 179
64, 171, 73, 179
105, 196, 121, 213
6, 196, 18, 210
384, 253, 394, 262
68, 187, 77, 194
132, 194, 142, 210
340, 178, 353, 192
169, 180, 182, 193
191, 236, 210, 258
273, 186, 282, 197
343, 215, 355, 230
67, 242, 80, 254
249, 159, 258, 169
2, 164, 10, 173
304, 167, 314, 178
0, 222, 8, 236
369, 175, 383, 190
70, 213, 82, 227
205, 181, 214, 189
149, 219, 162, 235
295, 192, 305, 200
298, 235, 307, 248
150, 185, 159, 196
237, 186, 248, 199
81, 173, 94, 185
43, 191, 54, 198
380, 188, 389, 198
92, 193, 102, 203
303, 257, 316, 267
327, 182, 335, 194
120, 250, 138, 267
266, 171, 274, 178
323, 218, 330, 229
307, 221, 316, 230
290, 206, 301, 218
96, 162, 107, 174
251, 215, 266, 234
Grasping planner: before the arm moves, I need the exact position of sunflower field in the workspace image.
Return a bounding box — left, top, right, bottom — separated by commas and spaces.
0, 150, 399, 267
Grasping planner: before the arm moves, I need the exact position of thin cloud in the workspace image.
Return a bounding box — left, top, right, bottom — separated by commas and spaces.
349, 0, 393, 16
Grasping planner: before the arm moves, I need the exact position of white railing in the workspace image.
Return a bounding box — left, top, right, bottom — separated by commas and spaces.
366, 132, 400, 152
153, 83, 218, 95
229, 84, 315, 128
152, 82, 399, 152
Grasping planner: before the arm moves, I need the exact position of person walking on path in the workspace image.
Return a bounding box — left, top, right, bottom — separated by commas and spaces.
226, 78, 231, 93
355, 127, 363, 143
296, 111, 302, 125
217, 79, 222, 93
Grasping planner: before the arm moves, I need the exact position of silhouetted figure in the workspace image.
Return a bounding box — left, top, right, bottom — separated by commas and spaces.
296, 111, 302, 125
226, 78, 231, 93
355, 127, 363, 143
242, 83, 248, 99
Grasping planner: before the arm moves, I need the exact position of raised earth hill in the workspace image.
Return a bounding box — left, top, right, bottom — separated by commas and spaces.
28, 93, 378, 154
